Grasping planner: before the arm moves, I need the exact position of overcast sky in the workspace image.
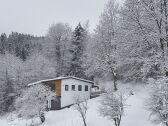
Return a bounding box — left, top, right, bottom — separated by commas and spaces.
0, 0, 123, 36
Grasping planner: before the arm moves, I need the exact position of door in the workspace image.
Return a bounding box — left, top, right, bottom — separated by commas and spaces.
51, 97, 61, 110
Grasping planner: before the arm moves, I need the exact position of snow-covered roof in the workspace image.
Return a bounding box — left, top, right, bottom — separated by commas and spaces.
28, 76, 94, 86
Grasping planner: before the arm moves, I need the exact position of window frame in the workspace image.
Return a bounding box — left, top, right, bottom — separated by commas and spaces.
78, 85, 82, 91
85, 85, 88, 91
65, 85, 69, 91
72, 85, 75, 91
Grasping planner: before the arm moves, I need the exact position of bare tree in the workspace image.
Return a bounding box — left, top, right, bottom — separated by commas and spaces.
73, 95, 89, 126
99, 90, 125, 126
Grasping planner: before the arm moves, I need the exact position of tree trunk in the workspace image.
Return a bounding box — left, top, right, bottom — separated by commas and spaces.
164, 0, 168, 77
39, 112, 45, 123
114, 119, 117, 126
112, 72, 117, 91
118, 115, 122, 126
82, 117, 87, 126
165, 121, 168, 126
114, 78, 117, 91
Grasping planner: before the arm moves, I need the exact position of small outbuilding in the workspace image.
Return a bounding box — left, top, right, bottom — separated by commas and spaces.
28, 76, 94, 110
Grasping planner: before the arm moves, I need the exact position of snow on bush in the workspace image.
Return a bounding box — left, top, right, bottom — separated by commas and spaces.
148, 77, 168, 126
99, 89, 125, 126
14, 84, 55, 123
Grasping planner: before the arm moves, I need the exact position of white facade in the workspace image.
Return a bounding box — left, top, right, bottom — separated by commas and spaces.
61, 78, 92, 108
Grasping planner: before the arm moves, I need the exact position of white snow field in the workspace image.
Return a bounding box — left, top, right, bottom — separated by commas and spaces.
0, 119, 9, 126
121, 86, 160, 126
0, 83, 161, 126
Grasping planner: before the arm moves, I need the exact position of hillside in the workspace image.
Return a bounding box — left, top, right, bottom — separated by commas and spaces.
0, 83, 161, 126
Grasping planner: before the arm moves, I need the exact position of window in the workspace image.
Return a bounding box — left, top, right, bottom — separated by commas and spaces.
65, 85, 69, 91
85, 85, 88, 91
72, 85, 75, 91
50, 84, 55, 92
78, 85, 82, 91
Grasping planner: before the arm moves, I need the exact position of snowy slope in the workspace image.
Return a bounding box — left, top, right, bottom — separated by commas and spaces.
121, 86, 160, 126
42, 97, 112, 126
0, 119, 10, 126
0, 83, 161, 126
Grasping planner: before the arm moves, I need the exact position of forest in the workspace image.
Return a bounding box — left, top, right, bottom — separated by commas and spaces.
1, 0, 168, 126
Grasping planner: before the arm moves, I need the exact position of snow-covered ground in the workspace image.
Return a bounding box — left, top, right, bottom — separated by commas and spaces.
0, 83, 161, 126
0, 119, 10, 126
121, 86, 160, 126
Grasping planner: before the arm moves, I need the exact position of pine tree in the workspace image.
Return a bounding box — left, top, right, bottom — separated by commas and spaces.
68, 23, 87, 78
0, 33, 7, 54
4, 69, 14, 111
0, 74, 7, 114
7, 32, 35, 61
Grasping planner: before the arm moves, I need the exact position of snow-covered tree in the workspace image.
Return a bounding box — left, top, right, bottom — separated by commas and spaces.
0, 54, 23, 113
68, 23, 88, 78
0, 52, 55, 114
7, 32, 35, 61
22, 52, 56, 84
46, 23, 72, 76
0, 82, 6, 114
85, 0, 120, 90
99, 90, 125, 126
118, 0, 168, 81
14, 84, 55, 123
73, 95, 89, 126
148, 77, 168, 126
140, 0, 168, 76
0, 33, 7, 54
